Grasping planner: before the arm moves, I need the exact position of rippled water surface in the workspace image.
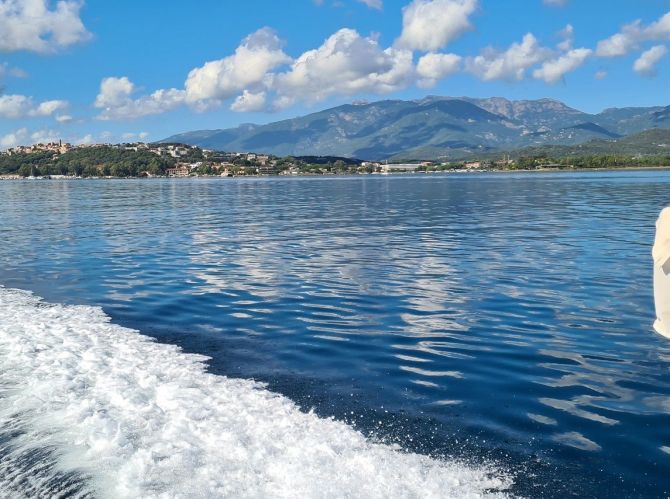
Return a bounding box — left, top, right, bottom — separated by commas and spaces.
1, 172, 670, 497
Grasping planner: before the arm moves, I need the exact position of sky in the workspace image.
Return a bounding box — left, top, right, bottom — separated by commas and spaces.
1, 0, 669, 148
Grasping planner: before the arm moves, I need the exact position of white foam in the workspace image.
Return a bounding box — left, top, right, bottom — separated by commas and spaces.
0, 287, 512, 498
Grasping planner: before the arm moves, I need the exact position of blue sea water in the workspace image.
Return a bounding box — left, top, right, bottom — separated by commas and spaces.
1, 171, 670, 497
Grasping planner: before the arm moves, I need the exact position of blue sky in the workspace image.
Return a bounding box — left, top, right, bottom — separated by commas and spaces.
1, 0, 669, 147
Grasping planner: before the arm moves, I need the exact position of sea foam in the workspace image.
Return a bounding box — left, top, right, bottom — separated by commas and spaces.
0, 287, 511, 498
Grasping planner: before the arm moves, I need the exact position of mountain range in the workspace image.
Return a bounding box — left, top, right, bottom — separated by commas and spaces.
161, 96, 670, 160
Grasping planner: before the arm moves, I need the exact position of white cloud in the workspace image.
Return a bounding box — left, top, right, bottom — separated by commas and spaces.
55, 114, 73, 123
91, 27, 421, 118
396, 0, 477, 52
356, 0, 382, 9
416, 52, 461, 87
94, 76, 185, 120
94, 76, 134, 108
594, 70, 608, 80
230, 90, 267, 112
76, 133, 94, 145
118, 131, 150, 142
95, 29, 290, 118
633, 44, 667, 76
0, 126, 26, 148
0, 94, 68, 118
0, 94, 31, 118
466, 33, 552, 81
184, 28, 290, 107
597, 11, 670, 57
32, 99, 68, 116
597, 28, 641, 57
92, 11, 602, 119
0, 127, 63, 148
0, 0, 90, 53
274, 28, 414, 106
532, 48, 592, 83
544, 0, 568, 6
0, 128, 134, 150
30, 128, 59, 143
557, 24, 574, 51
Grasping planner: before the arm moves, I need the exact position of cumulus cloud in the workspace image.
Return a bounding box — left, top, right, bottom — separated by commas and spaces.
230, 90, 267, 112
93, 13, 602, 118
0, 94, 32, 117
597, 11, 670, 57
557, 24, 574, 51
533, 48, 592, 83
416, 52, 461, 87
55, 113, 73, 123
633, 44, 667, 76
0, 126, 62, 148
0, 94, 68, 118
274, 28, 414, 107
466, 33, 552, 81
29, 128, 59, 143
184, 28, 290, 107
0, 126, 27, 148
76, 133, 94, 145
396, 0, 477, 52
94, 76, 134, 108
94, 76, 185, 120
0, 0, 90, 53
116, 131, 149, 141
32, 99, 68, 116
95, 29, 290, 118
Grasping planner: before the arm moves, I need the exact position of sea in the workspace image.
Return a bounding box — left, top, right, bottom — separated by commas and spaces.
0, 171, 669, 498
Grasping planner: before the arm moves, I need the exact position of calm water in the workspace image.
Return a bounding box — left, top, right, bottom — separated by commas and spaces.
1, 172, 670, 497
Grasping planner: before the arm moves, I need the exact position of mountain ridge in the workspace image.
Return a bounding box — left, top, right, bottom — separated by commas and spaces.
161, 96, 670, 160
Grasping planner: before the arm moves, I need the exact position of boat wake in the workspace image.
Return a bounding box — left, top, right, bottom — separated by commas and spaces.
0, 287, 512, 498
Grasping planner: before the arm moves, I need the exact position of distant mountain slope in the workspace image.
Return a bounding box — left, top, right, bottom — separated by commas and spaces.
162, 96, 669, 160
563, 122, 621, 139
510, 129, 670, 158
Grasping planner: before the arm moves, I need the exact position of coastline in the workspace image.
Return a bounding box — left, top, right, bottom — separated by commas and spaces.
3, 165, 670, 180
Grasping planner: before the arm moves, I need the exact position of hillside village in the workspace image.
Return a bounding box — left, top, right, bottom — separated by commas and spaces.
1, 141, 286, 178
0, 141, 466, 177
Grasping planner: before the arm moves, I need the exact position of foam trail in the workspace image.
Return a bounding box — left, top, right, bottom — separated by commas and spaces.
0, 287, 512, 498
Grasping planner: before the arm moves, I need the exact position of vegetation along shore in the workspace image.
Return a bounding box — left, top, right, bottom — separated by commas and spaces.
2, 131, 670, 179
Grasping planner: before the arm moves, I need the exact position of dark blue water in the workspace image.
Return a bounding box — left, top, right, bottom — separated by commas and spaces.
1, 172, 669, 497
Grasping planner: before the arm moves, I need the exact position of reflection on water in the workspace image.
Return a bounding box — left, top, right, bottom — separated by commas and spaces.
1, 172, 670, 496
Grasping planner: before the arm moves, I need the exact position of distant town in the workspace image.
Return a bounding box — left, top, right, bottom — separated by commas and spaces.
0, 140, 669, 180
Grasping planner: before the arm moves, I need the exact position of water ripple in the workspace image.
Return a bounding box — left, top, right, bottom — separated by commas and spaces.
1, 173, 670, 496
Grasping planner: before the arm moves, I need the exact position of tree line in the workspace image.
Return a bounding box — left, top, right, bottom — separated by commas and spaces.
0, 147, 176, 177
510, 154, 670, 170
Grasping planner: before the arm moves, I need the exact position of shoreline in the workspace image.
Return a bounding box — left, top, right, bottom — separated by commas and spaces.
3, 165, 670, 180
